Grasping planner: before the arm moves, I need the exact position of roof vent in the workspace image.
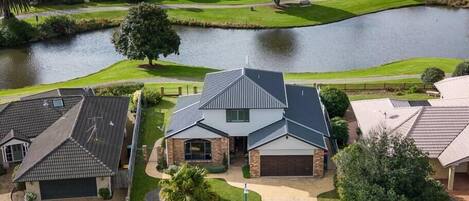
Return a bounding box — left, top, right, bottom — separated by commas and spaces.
109, 121, 114, 126
43, 100, 49, 107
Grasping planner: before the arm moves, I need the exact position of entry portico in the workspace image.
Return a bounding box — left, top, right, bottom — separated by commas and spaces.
0, 130, 29, 168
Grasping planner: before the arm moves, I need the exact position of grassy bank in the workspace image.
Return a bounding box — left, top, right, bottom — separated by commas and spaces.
0, 57, 461, 100
23, 0, 425, 28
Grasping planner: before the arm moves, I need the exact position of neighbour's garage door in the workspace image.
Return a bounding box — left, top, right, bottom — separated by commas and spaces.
261, 155, 313, 176
40, 178, 97, 199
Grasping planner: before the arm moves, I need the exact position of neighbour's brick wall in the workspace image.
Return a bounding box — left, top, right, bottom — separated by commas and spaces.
96, 177, 112, 197
249, 150, 260, 177
166, 137, 229, 165
430, 159, 449, 179
313, 149, 325, 177
26, 181, 41, 201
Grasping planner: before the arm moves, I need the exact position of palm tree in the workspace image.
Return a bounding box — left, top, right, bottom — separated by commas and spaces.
159, 164, 219, 201
1, 0, 30, 19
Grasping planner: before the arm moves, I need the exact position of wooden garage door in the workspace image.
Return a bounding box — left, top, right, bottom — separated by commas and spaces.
40, 178, 97, 199
261, 155, 313, 176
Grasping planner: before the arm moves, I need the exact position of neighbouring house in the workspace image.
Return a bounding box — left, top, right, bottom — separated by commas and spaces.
165, 68, 335, 177
0, 88, 131, 200
351, 98, 469, 191
434, 75, 469, 99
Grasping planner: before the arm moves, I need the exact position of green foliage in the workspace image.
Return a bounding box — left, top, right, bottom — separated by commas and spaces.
160, 164, 219, 201
421, 67, 445, 84
94, 82, 144, 96
406, 85, 419, 94
24, 192, 37, 201
98, 188, 112, 200
76, 18, 119, 32
0, 17, 37, 47
333, 129, 450, 201
452, 61, 469, 77
319, 87, 350, 118
242, 164, 251, 178
202, 165, 227, 174
331, 117, 348, 148
156, 156, 167, 171
222, 153, 228, 168
39, 15, 77, 37
143, 89, 162, 106
112, 3, 180, 66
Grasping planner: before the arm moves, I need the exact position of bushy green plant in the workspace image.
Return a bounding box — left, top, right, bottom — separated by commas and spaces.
242, 164, 251, 178
421, 67, 445, 84
98, 188, 112, 200
406, 85, 419, 94
0, 18, 37, 47
94, 82, 144, 96
156, 157, 167, 171
39, 16, 77, 37
222, 153, 228, 168
24, 192, 37, 201
143, 89, 162, 106
202, 165, 226, 174
453, 61, 469, 77
164, 165, 180, 175
12, 165, 26, 190
331, 117, 348, 148
76, 19, 119, 32
319, 87, 350, 118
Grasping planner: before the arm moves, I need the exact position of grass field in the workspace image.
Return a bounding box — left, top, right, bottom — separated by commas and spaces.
0, 57, 460, 100
24, 0, 425, 28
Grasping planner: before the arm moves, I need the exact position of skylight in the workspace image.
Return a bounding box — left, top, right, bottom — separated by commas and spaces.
52, 99, 64, 108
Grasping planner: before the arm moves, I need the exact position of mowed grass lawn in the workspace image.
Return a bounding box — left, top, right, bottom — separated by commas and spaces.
0, 57, 461, 100
130, 96, 261, 201
26, 0, 425, 28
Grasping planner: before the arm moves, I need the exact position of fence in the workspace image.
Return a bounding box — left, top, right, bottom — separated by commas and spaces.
159, 86, 202, 96
126, 90, 143, 201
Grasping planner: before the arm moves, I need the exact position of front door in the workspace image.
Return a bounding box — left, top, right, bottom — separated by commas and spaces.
234, 137, 247, 154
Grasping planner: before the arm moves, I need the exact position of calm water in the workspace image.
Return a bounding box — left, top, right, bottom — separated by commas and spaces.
1, 6, 469, 89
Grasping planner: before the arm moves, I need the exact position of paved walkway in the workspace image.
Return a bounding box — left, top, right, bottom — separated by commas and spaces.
16, 0, 300, 19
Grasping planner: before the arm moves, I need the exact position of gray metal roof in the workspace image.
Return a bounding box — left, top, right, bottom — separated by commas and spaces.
14, 96, 129, 182
166, 95, 203, 137
199, 68, 287, 109
284, 85, 329, 137
20, 88, 94, 101
174, 94, 201, 111
248, 119, 327, 150
0, 96, 84, 140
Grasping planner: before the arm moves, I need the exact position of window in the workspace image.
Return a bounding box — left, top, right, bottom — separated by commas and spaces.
184, 139, 212, 160
226, 109, 250, 122
5, 146, 12, 162
52, 98, 64, 108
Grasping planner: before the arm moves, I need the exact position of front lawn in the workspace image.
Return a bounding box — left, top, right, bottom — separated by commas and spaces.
207, 178, 262, 201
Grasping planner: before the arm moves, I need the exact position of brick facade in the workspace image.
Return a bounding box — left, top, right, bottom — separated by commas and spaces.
166, 137, 229, 166
249, 150, 260, 177
313, 149, 325, 177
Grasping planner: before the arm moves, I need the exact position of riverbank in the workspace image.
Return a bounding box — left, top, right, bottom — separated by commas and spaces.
0, 57, 460, 100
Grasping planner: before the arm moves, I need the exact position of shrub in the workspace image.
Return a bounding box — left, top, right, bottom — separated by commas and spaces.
94, 82, 144, 96
331, 117, 348, 148
39, 16, 77, 37
76, 19, 119, 32
0, 18, 37, 47
202, 165, 226, 174
98, 188, 112, 200
453, 61, 469, 77
421, 67, 445, 84
12, 165, 26, 191
406, 85, 419, 94
24, 192, 37, 201
143, 89, 162, 106
222, 153, 228, 167
319, 87, 350, 118
164, 165, 180, 175
156, 157, 167, 171
242, 164, 251, 178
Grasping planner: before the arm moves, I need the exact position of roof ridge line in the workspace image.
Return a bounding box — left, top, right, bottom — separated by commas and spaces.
388, 107, 422, 136
436, 120, 469, 159
173, 101, 200, 114
404, 107, 425, 137
243, 75, 287, 107
199, 73, 244, 109
69, 137, 113, 173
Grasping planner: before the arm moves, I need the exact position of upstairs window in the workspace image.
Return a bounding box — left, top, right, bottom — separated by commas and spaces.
226, 109, 250, 122
52, 98, 64, 108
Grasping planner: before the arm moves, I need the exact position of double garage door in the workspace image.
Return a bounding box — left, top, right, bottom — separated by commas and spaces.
40, 178, 97, 200
261, 155, 313, 176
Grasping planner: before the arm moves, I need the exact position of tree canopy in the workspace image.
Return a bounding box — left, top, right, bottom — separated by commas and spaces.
319, 87, 350, 118
452, 60, 469, 77
421, 67, 445, 84
333, 129, 450, 201
331, 117, 348, 148
0, 0, 29, 19
112, 3, 180, 66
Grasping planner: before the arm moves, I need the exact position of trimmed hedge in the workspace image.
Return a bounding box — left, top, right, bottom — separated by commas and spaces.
39, 16, 77, 37
242, 164, 251, 178
143, 89, 162, 106
203, 165, 227, 174
94, 82, 144, 96
319, 87, 350, 118
98, 188, 112, 200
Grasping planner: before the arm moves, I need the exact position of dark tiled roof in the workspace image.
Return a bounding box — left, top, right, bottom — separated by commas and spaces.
0, 96, 84, 140
14, 96, 129, 182
0, 130, 29, 146
248, 119, 327, 150
199, 68, 287, 109
20, 88, 94, 101
284, 85, 330, 137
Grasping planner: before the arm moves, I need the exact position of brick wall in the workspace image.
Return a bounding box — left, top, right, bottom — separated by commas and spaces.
26, 181, 41, 201
313, 149, 325, 177
249, 150, 260, 177
166, 137, 229, 166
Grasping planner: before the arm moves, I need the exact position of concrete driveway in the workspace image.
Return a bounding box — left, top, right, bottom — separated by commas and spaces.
207, 162, 335, 201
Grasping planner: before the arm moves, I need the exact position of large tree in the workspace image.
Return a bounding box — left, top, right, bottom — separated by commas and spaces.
112, 3, 180, 66
333, 129, 450, 201
1, 0, 30, 19
160, 164, 218, 201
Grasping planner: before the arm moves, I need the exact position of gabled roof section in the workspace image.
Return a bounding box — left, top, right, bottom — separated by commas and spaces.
284, 85, 329, 136
199, 68, 287, 109
166, 95, 203, 137
439, 124, 469, 167
0, 130, 30, 146
20, 88, 94, 101
14, 96, 129, 182
248, 119, 327, 150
